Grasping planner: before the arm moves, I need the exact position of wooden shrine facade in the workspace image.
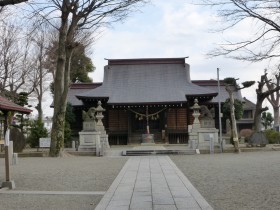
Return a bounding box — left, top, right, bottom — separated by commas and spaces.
67, 58, 233, 145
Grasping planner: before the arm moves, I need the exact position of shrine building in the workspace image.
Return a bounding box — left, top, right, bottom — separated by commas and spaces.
68, 57, 246, 145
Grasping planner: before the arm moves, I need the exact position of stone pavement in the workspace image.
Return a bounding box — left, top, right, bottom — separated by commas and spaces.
95, 156, 213, 210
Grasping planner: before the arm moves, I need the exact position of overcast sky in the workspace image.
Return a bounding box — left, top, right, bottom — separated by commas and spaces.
89, 0, 270, 104
43, 0, 273, 117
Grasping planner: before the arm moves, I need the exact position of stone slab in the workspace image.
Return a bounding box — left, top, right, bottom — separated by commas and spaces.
95, 156, 213, 210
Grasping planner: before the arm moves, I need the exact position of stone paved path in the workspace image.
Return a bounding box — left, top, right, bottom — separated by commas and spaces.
95, 156, 213, 210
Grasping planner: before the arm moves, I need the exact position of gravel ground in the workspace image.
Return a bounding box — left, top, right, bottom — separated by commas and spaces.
0, 156, 128, 210
171, 151, 280, 210
1, 150, 280, 210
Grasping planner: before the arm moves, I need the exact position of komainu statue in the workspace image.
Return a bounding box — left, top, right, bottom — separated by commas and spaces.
82, 107, 96, 121
200, 105, 213, 120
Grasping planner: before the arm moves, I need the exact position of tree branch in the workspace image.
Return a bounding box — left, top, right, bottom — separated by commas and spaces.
0, 0, 27, 6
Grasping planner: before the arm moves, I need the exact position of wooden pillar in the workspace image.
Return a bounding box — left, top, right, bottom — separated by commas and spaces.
2, 113, 15, 189
127, 111, 131, 144
164, 109, 168, 143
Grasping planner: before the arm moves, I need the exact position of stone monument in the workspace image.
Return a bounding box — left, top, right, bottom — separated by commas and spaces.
78, 101, 109, 156
78, 104, 100, 155
189, 99, 219, 152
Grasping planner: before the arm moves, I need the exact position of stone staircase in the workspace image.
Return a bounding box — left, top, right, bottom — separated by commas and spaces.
129, 132, 162, 144
122, 149, 196, 156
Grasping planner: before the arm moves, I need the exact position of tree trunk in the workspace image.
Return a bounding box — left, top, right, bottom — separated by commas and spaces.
37, 99, 43, 123
49, 10, 68, 157
273, 106, 279, 130
253, 94, 268, 132
229, 91, 240, 153
49, 2, 76, 156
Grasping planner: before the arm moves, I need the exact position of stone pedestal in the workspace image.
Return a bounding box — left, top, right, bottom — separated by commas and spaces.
78, 131, 101, 155
141, 134, 155, 145
83, 121, 96, 131
1, 180, 15, 189
197, 128, 219, 150
100, 133, 109, 148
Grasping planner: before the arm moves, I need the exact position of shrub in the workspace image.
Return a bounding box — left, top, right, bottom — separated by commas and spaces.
239, 129, 253, 143
64, 121, 72, 148
27, 121, 48, 148
264, 129, 280, 144
64, 103, 75, 148
10, 127, 26, 152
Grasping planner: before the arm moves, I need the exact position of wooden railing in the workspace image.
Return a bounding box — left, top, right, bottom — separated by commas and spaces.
108, 133, 128, 145
168, 132, 188, 144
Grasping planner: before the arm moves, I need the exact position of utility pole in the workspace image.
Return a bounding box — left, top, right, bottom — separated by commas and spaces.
217, 68, 223, 153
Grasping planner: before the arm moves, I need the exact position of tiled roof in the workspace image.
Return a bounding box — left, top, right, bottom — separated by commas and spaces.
192, 80, 243, 103
0, 95, 32, 114
77, 58, 218, 104
242, 97, 256, 110
67, 83, 102, 106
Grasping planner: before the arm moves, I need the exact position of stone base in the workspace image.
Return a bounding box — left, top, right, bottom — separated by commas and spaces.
2, 180, 15, 189
142, 134, 154, 144
100, 134, 110, 149
141, 143, 156, 146
78, 145, 97, 152
78, 131, 101, 155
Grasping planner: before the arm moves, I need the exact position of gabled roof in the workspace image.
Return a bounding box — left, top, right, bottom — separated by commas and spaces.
0, 95, 32, 114
77, 58, 218, 105
67, 83, 102, 106
242, 97, 256, 110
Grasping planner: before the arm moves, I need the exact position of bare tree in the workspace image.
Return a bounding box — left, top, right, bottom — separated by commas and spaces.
254, 70, 280, 132
266, 70, 280, 129
0, 22, 34, 101
28, 28, 52, 122
199, 0, 280, 131
28, 0, 148, 156
200, 0, 280, 62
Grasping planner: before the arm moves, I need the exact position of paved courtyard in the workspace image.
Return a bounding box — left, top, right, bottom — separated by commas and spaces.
95, 156, 212, 210
0, 149, 280, 210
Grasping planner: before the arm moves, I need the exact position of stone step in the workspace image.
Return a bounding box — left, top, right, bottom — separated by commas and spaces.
122, 149, 196, 156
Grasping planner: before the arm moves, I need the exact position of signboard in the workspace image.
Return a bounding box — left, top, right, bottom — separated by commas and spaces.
39, 138, 51, 148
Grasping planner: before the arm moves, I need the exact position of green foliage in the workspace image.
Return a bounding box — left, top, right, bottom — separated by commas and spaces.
65, 103, 76, 124
242, 81, 255, 88
17, 92, 29, 106
10, 127, 26, 153
64, 103, 76, 147
27, 120, 48, 148
45, 42, 94, 84
64, 122, 72, 147
224, 77, 237, 86
70, 44, 95, 83
49, 82, 54, 95
264, 129, 280, 144
261, 112, 273, 129
222, 99, 244, 120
